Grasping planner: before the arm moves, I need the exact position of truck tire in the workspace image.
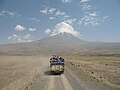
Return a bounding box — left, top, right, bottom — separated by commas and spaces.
60, 71, 64, 74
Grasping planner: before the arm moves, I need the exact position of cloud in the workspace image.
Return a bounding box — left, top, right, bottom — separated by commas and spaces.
0, 10, 21, 17
89, 12, 97, 17
40, 7, 57, 14
40, 7, 66, 17
78, 11, 109, 26
55, 10, 65, 16
28, 17, 40, 22
15, 24, 26, 31
48, 8, 56, 13
8, 34, 32, 43
29, 28, 36, 32
61, 0, 72, 3
51, 22, 80, 37
78, 0, 93, 11
103, 16, 109, 19
15, 24, 38, 32
77, 0, 109, 27
17, 38, 32, 43
80, 0, 90, 3
64, 18, 76, 25
40, 7, 48, 14
8, 34, 20, 41
64, 15, 70, 18
78, 12, 99, 26
23, 34, 31, 39
49, 17, 56, 20
79, 2, 92, 11
102, 16, 109, 22
45, 29, 51, 34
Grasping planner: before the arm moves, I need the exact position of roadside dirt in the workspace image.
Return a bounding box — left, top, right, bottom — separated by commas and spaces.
65, 55, 120, 90
0, 55, 49, 90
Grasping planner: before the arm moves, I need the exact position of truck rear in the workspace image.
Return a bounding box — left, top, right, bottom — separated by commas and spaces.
50, 63, 64, 74
50, 55, 64, 74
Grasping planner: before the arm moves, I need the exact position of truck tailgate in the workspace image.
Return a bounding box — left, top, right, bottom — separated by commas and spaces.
50, 65, 64, 71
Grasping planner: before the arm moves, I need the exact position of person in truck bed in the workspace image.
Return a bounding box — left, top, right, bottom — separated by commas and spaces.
50, 55, 64, 66
56, 56, 64, 66
50, 55, 55, 64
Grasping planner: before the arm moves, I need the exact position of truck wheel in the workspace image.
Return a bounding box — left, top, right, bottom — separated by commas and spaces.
61, 71, 64, 74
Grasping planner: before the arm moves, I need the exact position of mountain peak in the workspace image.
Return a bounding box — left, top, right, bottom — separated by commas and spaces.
58, 32, 73, 35
38, 32, 86, 45
50, 32, 76, 37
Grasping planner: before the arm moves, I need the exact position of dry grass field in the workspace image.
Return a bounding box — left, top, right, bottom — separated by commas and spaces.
65, 54, 120, 90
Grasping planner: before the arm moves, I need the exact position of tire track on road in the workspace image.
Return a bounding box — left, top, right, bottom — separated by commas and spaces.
61, 74, 73, 90
65, 67, 89, 90
44, 66, 89, 90
44, 76, 55, 90
44, 73, 73, 90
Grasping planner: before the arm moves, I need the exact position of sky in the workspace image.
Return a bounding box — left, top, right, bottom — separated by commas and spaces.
0, 0, 120, 44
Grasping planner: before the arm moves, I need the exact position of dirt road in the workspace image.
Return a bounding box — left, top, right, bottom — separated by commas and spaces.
0, 55, 118, 90
44, 67, 89, 90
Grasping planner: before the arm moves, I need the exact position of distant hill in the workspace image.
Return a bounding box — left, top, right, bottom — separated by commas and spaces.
0, 32, 120, 55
